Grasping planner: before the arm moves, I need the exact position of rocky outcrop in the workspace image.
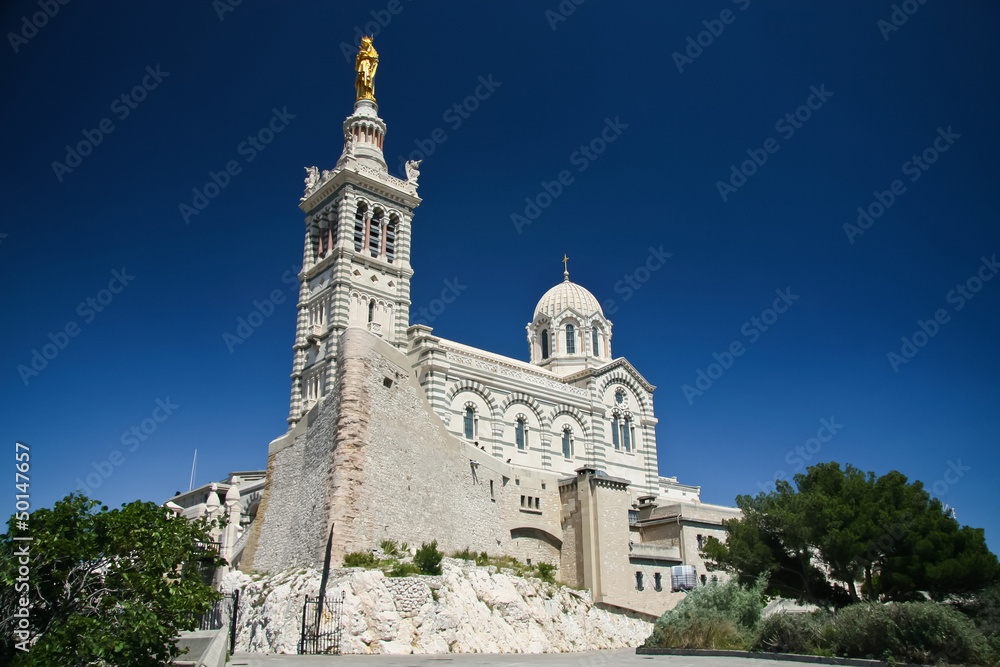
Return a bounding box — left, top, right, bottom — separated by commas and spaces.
223, 559, 652, 654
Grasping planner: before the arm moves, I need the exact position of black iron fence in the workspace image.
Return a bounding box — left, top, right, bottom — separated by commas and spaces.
298, 591, 345, 655
194, 590, 240, 653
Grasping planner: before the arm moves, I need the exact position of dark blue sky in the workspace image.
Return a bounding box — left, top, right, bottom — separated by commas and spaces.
2, 1, 998, 552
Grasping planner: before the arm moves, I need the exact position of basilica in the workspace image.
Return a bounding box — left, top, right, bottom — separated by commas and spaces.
179, 40, 739, 618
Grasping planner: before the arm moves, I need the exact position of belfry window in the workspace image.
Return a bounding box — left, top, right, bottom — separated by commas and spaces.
561, 427, 573, 459
592, 327, 600, 357
368, 209, 383, 258
515, 417, 526, 450
353, 203, 367, 252
541, 330, 549, 359
565, 324, 575, 354
385, 214, 398, 263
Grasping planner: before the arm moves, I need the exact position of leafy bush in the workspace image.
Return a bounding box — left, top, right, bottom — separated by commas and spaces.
477, 551, 490, 566
643, 575, 766, 650
379, 539, 400, 557
413, 540, 443, 575
536, 562, 557, 583
753, 612, 832, 655
387, 562, 420, 578
342, 551, 380, 568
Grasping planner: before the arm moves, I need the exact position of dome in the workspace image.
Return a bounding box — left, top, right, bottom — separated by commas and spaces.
534, 277, 604, 320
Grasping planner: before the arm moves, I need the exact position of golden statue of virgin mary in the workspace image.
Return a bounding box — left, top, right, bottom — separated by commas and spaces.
355, 36, 379, 101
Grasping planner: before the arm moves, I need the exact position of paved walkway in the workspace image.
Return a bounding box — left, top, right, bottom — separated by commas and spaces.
229, 650, 819, 667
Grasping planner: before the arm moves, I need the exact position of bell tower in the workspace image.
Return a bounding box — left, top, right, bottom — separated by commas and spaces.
288, 38, 422, 426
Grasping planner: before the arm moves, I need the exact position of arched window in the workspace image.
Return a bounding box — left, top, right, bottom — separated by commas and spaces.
515, 417, 526, 450
561, 427, 573, 459
611, 414, 620, 450
368, 299, 375, 323
622, 415, 632, 453
565, 324, 575, 354
464, 406, 475, 440
592, 327, 600, 357
541, 330, 549, 359
353, 202, 367, 252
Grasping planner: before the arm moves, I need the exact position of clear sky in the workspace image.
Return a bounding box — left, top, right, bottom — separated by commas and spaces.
2, 1, 998, 553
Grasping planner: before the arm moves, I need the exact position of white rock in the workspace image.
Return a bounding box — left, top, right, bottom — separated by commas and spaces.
224, 560, 651, 655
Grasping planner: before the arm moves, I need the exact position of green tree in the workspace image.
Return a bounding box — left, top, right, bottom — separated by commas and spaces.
1, 493, 227, 667
703, 463, 998, 609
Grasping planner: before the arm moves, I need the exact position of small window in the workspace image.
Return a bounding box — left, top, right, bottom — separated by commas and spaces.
697, 534, 704, 550
636, 572, 644, 591
700, 574, 708, 585
565, 324, 575, 354
383, 377, 393, 388
628, 509, 639, 525
515, 417, 526, 450
464, 407, 475, 440
368, 299, 375, 323
592, 327, 599, 356
541, 330, 549, 359
611, 414, 620, 450
622, 416, 631, 453
520, 495, 526, 507
654, 573, 662, 591
490, 479, 494, 501
561, 428, 572, 459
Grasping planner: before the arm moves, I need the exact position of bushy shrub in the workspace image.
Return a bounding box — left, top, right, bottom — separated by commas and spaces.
956, 584, 1000, 656
452, 547, 473, 561
643, 575, 766, 650
536, 562, 557, 584
477, 551, 490, 566
753, 612, 832, 655
387, 562, 420, 578
414, 540, 443, 575
826, 602, 994, 666
379, 539, 400, 557
342, 551, 380, 568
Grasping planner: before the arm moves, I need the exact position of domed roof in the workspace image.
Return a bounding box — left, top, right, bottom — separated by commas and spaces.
534, 276, 604, 320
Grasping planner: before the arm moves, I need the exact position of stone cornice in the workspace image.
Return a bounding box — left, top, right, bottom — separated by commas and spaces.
442, 345, 589, 398
562, 358, 656, 393
299, 162, 421, 212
